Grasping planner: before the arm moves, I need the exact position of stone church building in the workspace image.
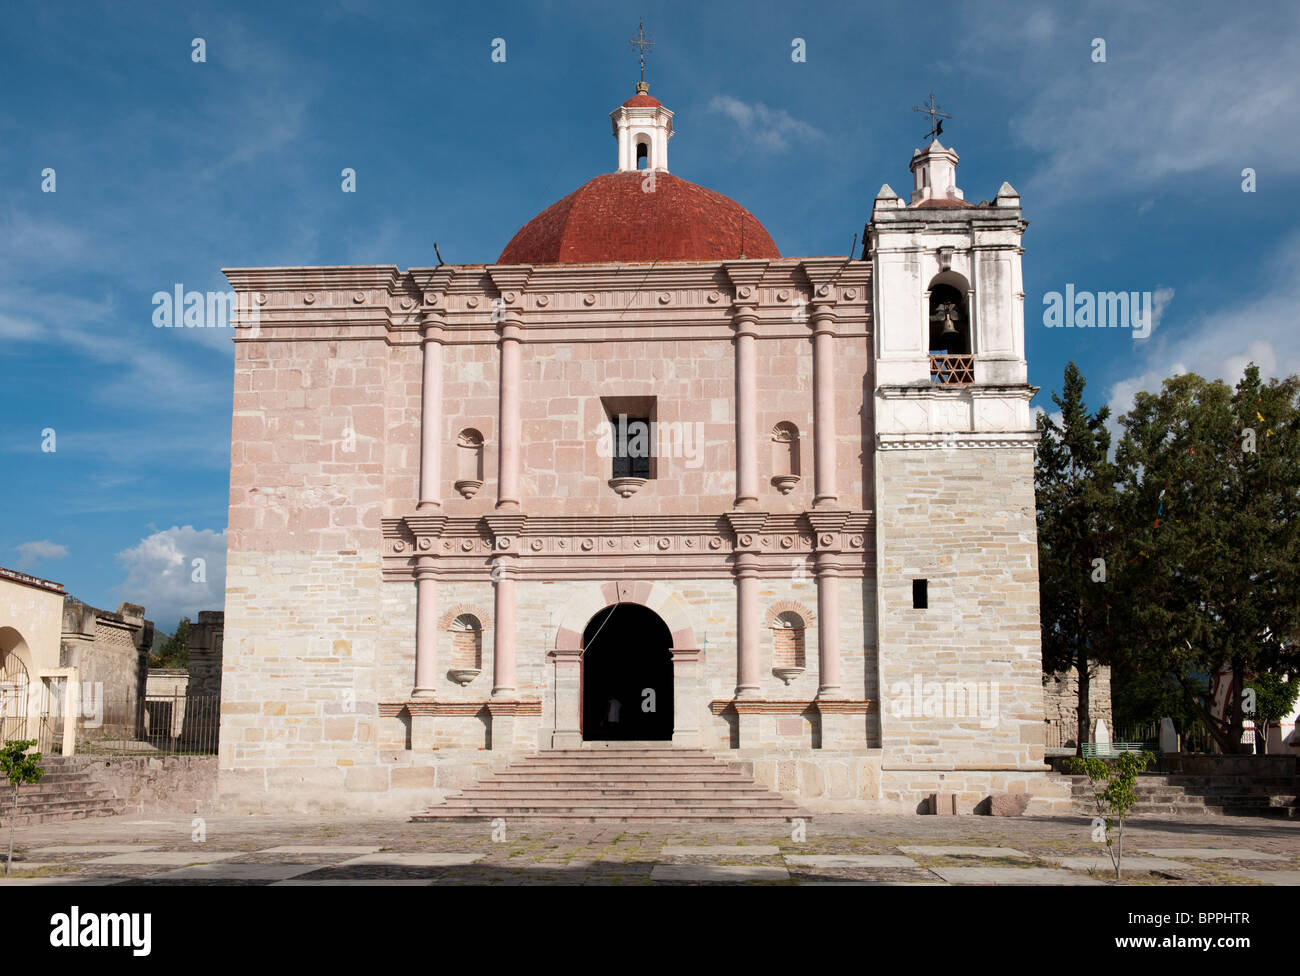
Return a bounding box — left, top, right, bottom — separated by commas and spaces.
219, 82, 1066, 815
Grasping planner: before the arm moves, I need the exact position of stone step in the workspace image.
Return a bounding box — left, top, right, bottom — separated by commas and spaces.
493, 764, 748, 769
418, 747, 808, 824
515, 757, 735, 767
419, 802, 802, 816
538, 748, 702, 753
490, 770, 750, 781
1065, 768, 1300, 819
6, 797, 122, 818
4, 809, 114, 827
460, 783, 771, 794
4, 762, 124, 825
453, 793, 794, 806
414, 811, 801, 823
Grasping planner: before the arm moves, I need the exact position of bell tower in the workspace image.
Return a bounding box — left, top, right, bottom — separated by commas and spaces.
869, 139, 1029, 392
867, 119, 1052, 809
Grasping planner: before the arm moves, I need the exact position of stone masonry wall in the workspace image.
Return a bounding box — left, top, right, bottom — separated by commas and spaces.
221, 333, 392, 808
875, 446, 1067, 812
1042, 665, 1113, 749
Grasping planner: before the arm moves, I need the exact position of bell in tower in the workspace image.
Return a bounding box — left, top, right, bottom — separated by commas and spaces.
928, 285, 970, 356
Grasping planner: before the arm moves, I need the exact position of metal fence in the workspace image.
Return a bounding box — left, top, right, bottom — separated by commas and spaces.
1113, 720, 1217, 754
66, 694, 220, 756
1047, 718, 1219, 755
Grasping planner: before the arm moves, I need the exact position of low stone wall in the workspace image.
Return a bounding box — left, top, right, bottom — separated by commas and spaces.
728, 750, 881, 814
215, 750, 515, 815
65, 756, 217, 815
879, 767, 1072, 815
1167, 754, 1299, 777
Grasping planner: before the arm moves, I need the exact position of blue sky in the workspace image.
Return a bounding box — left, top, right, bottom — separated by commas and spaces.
2, 0, 1298, 632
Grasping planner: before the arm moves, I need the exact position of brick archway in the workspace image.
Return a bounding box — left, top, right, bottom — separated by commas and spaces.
552, 580, 698, 654
548, 581, 702, 748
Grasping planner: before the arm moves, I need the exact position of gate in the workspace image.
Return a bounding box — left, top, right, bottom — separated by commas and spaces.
0, 650, 30, 742
37, 676, 66, 754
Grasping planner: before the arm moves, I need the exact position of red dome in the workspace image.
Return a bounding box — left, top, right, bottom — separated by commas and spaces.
497, 171, 781, 265
622, 92, 662, 107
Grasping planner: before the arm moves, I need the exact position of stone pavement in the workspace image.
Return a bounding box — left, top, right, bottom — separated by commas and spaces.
3, 812, 1300, 885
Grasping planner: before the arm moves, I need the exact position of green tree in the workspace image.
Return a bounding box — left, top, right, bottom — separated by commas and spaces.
1244, 671, 1300, 754
149, 617, 191, 669
1111, 366, 1300, 753
1036, 362, 1119, 749
1065, 751, 1154, 879
1, 739, 44, 875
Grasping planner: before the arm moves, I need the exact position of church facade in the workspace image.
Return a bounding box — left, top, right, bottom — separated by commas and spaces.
218, 83, 1067, 814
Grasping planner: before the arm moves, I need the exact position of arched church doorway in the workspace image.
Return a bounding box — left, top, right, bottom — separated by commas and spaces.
581, 603, 673, 741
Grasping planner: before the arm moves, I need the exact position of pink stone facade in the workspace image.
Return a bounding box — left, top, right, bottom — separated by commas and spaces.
217, 114, 1064, 814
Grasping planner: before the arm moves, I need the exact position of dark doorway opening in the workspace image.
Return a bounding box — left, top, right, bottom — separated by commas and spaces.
581, 603, 673, 741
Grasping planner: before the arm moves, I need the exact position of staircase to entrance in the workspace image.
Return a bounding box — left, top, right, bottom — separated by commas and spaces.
414, 743, 808, 823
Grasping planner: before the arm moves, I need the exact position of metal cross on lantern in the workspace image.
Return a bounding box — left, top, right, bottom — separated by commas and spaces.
913, 92, 951, 142
629, 20, 654, 86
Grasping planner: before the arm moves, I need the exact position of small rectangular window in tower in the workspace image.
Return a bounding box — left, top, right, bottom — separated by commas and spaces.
912, 579, 928, 610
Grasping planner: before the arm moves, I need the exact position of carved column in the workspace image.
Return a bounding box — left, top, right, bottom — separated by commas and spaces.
417, 313, 445, 511
811, 301, 839, 508
412, 556, 438, 699
814, 551, 842, 698
726, 512, 768, 701
496, 314, 523, 512
735, 551, 761, 698
733, 304, 760, 509
491, 554, 518, 699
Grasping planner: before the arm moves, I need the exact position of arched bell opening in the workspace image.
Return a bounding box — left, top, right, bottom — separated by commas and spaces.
928, 282, 970, 356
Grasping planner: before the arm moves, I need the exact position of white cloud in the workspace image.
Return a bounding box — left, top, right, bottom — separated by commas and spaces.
707, 95, 824, 153
13, 540, 68, 568
1105, 236, 1300, 428
958, 4, 1300, 203
0, 284, 230, 409
116, 527, 227, 630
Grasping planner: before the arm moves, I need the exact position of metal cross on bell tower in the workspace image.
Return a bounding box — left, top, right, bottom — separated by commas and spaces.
628, 20, 654, 92
913, 92, 952, 143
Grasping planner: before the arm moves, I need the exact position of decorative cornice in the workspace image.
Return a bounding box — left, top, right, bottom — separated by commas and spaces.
378, 699, 542, 718
814, 700, 879, 714
483, 514, 527, 543
381, 511, 874, 564
723, 510, 769, 539
877, 383, 1037, 402
721, 259, 770, 299
876, 431, 1039, 451
0, 566, 65, 595
805, 510, 850, 536
709, 699, 877, 715
222, 266, 404, 293
403, 514, 448, 539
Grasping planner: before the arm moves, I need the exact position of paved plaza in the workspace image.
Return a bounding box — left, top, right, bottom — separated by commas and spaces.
3, 813, 1299, 885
